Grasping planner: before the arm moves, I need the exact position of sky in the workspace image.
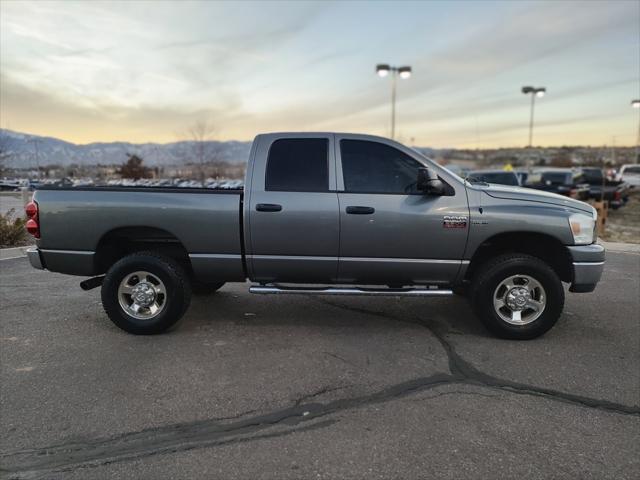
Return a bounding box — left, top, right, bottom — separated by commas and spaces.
1, 0, 639, 148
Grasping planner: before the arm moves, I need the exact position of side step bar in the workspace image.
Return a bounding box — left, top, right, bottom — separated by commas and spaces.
249, 285, 453, 297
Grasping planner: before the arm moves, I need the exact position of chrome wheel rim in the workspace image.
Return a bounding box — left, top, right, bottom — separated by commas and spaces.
117, 271, 167, 320
493, 274, 546, 325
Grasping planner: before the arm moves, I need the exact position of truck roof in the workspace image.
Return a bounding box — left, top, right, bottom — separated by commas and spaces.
257, 132, 395, 141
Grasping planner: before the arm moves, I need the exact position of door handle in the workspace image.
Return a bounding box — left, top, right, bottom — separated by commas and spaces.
256, 203, 282, 212
346, 206, 375, 215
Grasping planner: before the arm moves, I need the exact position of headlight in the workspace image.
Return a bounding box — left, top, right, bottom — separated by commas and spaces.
569, 213, 595, 245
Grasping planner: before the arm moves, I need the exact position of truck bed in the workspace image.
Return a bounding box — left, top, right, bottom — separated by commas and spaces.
33, 186, 246, 282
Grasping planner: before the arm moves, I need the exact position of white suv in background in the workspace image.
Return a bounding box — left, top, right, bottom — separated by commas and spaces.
617, 164, 640, 187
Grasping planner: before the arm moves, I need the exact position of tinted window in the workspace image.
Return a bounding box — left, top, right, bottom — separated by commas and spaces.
581, 168, 602, 183
572, 172, 586, 183
266, 138, 329, 192
341, 140, 422, 194
623, 166, 640, 174
541, 172, 570, 185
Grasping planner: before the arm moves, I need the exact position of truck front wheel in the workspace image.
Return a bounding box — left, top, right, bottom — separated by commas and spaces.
101, 251, 191, 334
470, 254, 564, 340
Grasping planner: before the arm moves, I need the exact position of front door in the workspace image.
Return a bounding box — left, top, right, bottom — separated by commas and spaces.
248, 135, 339, 283
335, 137, 469, 285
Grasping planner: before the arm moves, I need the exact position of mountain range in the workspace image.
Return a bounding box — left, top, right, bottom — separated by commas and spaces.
0, 129, 254, 168
0, 129, 447, 169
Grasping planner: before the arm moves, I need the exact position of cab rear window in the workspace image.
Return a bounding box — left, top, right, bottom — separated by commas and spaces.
265, 138, 329, 192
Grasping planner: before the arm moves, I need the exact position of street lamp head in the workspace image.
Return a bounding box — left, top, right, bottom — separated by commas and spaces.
398, 66, 412, 79
632, 99, 640, 108
376, 64, 390, 77
522, 86, 546, 97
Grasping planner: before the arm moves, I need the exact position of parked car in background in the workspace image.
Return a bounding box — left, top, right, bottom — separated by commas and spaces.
617, 164, 640, 188
515, 170, 532, 186
466, 169, 520, 186
0, 178, 21, 191
580, 167, 629, 209
525, 168, 590, 200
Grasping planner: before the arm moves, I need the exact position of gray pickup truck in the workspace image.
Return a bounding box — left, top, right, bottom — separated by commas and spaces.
25, 133, 604, 339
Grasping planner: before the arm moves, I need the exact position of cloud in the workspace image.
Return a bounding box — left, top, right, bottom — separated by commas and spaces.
414, 1, 638, 86
1, 0, 638, 147
0, 76, 229, 143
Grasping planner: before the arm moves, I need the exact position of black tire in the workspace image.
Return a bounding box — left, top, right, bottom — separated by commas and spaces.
191, 281, 225, 295
101, 251, 191, 334
470, 254, 564, 340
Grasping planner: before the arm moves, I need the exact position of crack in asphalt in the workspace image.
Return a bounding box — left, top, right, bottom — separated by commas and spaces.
294, 384, 353, 406
403, 389, 501, 402
2, 297, 638, 478
317, 298, 640, 416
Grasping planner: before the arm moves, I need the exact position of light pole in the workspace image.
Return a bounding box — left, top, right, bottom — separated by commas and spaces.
376, 64, 412, 139
29, 137, 41, 179
632, 99, 640, 163
521, 86, 546, 148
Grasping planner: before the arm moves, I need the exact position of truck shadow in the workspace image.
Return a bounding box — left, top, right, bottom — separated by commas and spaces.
183, 288, 489, 338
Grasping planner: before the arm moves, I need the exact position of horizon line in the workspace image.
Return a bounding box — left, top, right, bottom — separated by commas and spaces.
2, 127, 638, 151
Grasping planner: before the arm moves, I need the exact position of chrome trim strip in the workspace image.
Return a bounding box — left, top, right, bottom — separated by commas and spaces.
40, 249, 94, 255
340, 257, 464, 264
248, 255, 338, 261
189, 253, 242, 259
248, 255, 467, 264
573, 261, 605, 266
250, 286, 453, 296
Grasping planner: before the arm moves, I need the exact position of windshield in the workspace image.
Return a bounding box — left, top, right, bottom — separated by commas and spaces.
437, 163, 465, 181
408, 148, 465, 181
467, 172, 519, 186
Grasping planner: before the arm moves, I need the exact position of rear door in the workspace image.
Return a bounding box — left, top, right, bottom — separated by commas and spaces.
247, 134, 339, 283
335, 136, 469, 286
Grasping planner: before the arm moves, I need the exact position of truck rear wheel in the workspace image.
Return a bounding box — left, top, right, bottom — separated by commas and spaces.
101, 251, 191, 334
470, 254, 564, 340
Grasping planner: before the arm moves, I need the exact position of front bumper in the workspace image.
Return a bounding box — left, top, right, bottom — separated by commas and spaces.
567, 244, 605, 293
27, 247, 44, 270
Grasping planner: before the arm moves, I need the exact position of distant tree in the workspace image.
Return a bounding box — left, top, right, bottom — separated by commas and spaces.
184, 119, 223, 186
118, 153, 152, 180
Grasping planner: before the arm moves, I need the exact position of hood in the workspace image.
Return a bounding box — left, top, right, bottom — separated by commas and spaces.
468, 183, 594, 214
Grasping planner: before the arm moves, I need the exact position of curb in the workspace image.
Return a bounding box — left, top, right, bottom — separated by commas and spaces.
598, 240, 640, 254
0, 246, 31, 260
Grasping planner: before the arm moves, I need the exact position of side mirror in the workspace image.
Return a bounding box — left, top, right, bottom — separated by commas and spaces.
417, 168, 445, 195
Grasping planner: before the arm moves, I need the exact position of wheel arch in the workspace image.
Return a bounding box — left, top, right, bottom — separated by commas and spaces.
465, 231, 573, 284
94, 226, 192, 275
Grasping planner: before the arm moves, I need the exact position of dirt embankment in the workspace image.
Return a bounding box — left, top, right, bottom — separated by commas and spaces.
600, 189, 640, 244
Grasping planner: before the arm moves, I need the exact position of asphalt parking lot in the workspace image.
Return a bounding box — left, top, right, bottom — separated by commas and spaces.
1, 252, 639, 479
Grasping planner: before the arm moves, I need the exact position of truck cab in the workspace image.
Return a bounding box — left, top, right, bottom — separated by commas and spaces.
245, 133, 468, 286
